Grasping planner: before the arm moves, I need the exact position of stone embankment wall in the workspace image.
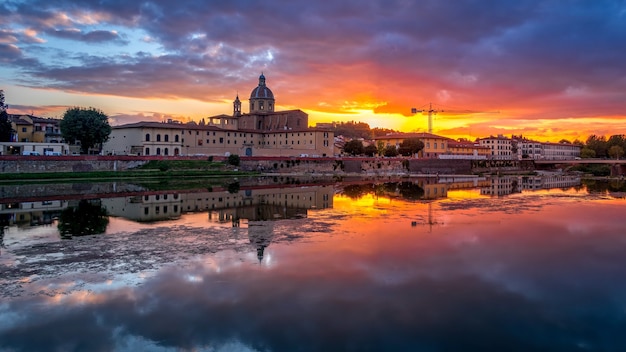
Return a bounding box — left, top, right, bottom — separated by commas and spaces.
0, 156, 149, 173
240, 157, 475, 175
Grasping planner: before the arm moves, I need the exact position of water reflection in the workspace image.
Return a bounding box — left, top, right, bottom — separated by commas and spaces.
2, 175, 626, 351
58, 199, 109, 239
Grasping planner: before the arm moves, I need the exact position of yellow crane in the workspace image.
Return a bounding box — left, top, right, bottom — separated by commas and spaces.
411, 103, 498, 134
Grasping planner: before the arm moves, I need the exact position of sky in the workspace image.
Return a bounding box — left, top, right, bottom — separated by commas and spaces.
1, 0, 626, 142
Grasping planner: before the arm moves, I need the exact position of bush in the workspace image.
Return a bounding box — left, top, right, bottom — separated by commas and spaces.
228, 154, 240, 166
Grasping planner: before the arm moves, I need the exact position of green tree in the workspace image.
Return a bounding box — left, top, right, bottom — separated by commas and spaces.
364, 144, 378, 157
607, 134, 626, 152
383, 145, 398, 157
343, 139, 364, 155
0, 90, 13, 142
585, 135, 608, 158
398, 138, 425, 157
60, 107, 111, 154
580, 147, 596, 159
376, 141, 385, 156
228, 154, 240, 166
608, 145, 624, 159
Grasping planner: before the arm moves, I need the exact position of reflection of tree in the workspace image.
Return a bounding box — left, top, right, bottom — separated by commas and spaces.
227, 181, 240, 194
584, 179, 626, 193
0, 214, 9, 255
397, 182, 425, 200
342, 184, 373, 199
57, 200, 109, 239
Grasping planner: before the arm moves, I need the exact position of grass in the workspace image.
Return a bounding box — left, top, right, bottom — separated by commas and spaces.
0, 160, 255, 184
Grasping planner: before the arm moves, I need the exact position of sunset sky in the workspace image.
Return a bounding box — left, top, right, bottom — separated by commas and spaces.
1, 0, 625, 142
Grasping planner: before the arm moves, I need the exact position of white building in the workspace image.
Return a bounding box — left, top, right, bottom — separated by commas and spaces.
477, 135, 514, 160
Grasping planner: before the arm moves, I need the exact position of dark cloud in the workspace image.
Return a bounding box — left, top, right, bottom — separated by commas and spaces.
1, 0, 626, 127
48, 29, 128, 44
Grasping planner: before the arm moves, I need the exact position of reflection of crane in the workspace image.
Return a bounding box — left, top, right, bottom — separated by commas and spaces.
410, 103, 499, 134
411, 202, 440, 233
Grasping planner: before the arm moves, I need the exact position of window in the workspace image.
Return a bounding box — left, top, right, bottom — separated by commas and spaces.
165, 135, 169, 142
219, 137, 224, 143
156, 148, 161, 155
145, 134, 150, 142
164, 148, 169, 155
175, 135, 179, 142
156, 134, 161, 142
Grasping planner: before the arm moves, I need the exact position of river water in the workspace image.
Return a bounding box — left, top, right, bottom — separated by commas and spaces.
1, 175, 626, 351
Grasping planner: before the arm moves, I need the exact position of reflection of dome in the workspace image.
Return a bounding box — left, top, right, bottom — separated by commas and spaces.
250, 74, 274, 99
248, 220, 275, 262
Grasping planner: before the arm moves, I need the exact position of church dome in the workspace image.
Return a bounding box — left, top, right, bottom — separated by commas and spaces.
250, 86, 274, 99
249, 73, 274, 99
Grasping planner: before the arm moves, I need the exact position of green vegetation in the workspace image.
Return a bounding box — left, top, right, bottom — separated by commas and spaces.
60, 107, 112, 154
582, 134, 626, 159
0, 159, 257, 184
138, 160, 225, 171
343, 140, 364, 155
227, 154, 241, 166
570, 164, 611, 176
0, 90, 13, 142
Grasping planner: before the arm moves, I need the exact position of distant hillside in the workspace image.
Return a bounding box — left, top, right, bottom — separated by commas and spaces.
331, 121, 398, 139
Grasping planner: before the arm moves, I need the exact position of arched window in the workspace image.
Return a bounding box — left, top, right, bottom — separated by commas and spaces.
165, 135, 169, 142
174, 148, 179, 155
145, 134, 150, 142
145, 148, 150, 155
164, 148, 169, 156
156, 134, 161, 142
156, 147, 161, 155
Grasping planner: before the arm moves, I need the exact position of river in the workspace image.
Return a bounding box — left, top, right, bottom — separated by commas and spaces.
1, 175, 625, 351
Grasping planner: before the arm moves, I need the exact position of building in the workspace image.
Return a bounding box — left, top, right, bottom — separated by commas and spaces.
511, 135, 581, 160
102, 74, 334, 157
9, 114, 63, 143
540, 141, 581, 160
443, 140, 490, 160
477, 135, 514, 160
373, 132, 451, 158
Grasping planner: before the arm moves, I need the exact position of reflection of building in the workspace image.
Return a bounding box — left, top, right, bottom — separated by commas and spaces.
100, 185, 334, 222
0, 200, 68, 227
480, 177, 519, 196
481, 175, 581, 196
102, 74, 333, 157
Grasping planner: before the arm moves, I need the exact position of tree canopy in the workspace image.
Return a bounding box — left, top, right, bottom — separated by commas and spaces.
608, 145, 624, 159
383, 145, 399, 157
398, 138, 425, 156
60, 107, 111, 154
0, 90, 13, 142
343, 139, 364, 155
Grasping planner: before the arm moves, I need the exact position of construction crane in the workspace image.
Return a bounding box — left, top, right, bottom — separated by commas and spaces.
410, 103, 498, 134
411, 103, 441, 134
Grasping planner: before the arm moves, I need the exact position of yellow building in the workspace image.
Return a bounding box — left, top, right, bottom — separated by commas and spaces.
373, 132, 451, 158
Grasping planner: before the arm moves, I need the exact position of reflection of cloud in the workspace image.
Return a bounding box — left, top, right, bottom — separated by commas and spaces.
2, 194, 626, 350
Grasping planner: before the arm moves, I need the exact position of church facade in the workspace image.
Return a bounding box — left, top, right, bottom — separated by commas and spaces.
102, 74, 333, 157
